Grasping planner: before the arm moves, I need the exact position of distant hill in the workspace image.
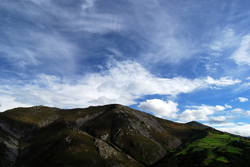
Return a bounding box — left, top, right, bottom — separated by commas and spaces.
186, 121, 209, 128
0, 104, 249, 167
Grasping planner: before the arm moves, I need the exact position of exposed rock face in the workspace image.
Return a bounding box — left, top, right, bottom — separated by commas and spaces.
100, 133, 109, 141
38, 115, 58, 127
75, 113, 102, 128
0, 122, 21, 138
168, 137, 182, 149
94, 138, 119, 159
0, 104, 209, 167
3, 137, 19, 164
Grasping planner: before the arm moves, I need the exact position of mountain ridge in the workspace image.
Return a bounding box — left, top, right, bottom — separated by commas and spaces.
0, 104, 249, 167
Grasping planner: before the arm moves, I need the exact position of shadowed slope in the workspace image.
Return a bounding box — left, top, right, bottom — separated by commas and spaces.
0, 104, 249, 167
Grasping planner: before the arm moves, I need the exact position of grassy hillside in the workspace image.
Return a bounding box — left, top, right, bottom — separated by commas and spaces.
0, 104, 249, 167
153, 129, 250, 167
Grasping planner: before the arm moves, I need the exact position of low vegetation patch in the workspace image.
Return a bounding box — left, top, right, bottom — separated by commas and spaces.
170, 130, 250, 166
216, 157, 229, 163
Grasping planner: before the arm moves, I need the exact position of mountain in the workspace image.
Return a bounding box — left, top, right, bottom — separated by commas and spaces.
0, 104, 249, 167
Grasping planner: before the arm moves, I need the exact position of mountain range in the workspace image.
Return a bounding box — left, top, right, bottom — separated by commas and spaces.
0, 104, 249, 167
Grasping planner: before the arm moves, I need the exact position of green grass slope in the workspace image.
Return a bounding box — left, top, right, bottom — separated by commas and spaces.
153, 129, 250, 167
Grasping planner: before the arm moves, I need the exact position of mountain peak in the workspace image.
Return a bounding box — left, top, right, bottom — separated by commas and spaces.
0, 105, 249, 166
186, 121, 209, 128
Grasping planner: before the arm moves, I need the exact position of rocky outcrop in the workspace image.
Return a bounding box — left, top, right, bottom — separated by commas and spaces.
38, 115, 58, 127
94, 138, 119, 159
75, 113, 102, 128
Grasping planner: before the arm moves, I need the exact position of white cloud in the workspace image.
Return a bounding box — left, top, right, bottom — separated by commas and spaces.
242, 110, 250, 116
238, 97, 249, 102
0, 60, 242, 112
179, 104, 226, 122
231, 108, 244, 113
225, 104, 232, 108
205, 76, 241, 86
138, 99, 178, 119
0, 95, 33, 112
209, 116, 227, 123
213, 122, 250, 137
231, 35, 250, 66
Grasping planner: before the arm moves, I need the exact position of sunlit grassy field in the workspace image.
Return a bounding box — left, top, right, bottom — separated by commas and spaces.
174, 130, 250, 165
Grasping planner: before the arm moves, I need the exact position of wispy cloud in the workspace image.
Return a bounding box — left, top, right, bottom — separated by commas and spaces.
208, 27, 237, 54
0, 31, 78, 75
125, 1, 199, 64
231, 35, 250, 66
0, 0, 127, 78
1, 0, 125, 34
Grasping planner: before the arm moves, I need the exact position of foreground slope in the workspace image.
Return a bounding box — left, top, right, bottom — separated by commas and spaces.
0, 104, 249, 167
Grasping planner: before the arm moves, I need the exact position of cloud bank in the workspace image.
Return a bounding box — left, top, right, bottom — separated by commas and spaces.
178, 105, 226, 122
0, 60, 241, 112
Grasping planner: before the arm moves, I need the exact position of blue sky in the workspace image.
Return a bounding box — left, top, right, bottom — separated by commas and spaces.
1, 0, 250, 136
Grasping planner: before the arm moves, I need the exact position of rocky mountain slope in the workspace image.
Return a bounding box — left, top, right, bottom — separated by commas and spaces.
0, 104, 249, 167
